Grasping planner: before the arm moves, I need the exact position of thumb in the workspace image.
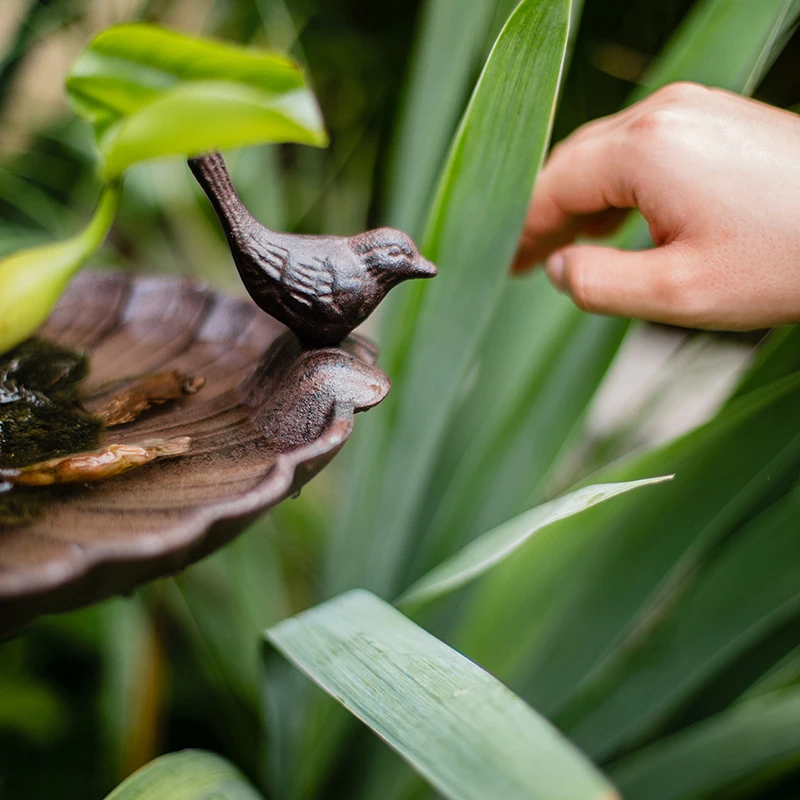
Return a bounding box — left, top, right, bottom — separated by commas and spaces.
546, 243, 703, 327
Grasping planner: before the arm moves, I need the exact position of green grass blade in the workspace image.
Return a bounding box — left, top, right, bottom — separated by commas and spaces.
383, 0, 497, 237
416, 287, 629, 570
104, 750, 264, 799
609, 688, 800, 800
336, 0, 571, 600
515, 376, 800, 714
66, 23, 327, 178
265, 589, 617, 800
561, 486, 800, 760
399, 476, 672, 609
454, 374, 800, 707
415, 0, 800, 593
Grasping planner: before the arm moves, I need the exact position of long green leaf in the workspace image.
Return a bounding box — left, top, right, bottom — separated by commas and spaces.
66, 23, 326, 178
331, 0, 571, 600
104, 750, 264, 799
265, 590, 617, 800
399, 476, 672, 609
415, 282, 630, 570
426, 0, 800, 685
0, 184, 118, 353
454, 374, 800, 710
561, 486, 800, 760
609, 688, 800, 800
383, 0, 497, 237
417, 0, 800, 576
517, 376, 800, 715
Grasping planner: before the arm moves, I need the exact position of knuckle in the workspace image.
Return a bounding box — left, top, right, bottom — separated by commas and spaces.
654, 254, 713, 323
652, 81, 706, 103
628, 108, 677, 140
628, 83, 710, 145
626, 105, 699, 158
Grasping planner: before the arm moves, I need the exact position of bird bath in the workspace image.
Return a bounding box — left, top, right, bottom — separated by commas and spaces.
0, 151, 436, 634
0, 271, 391, 634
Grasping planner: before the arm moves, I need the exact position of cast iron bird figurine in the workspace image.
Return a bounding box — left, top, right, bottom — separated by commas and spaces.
188, 153, 437, 346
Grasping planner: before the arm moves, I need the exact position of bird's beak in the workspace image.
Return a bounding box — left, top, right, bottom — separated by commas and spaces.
410, 257, 438, 279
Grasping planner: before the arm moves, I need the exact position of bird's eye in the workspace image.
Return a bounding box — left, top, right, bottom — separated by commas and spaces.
388, 247, 403, 258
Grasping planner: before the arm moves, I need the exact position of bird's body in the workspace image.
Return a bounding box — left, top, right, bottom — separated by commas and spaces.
188, 153, 436, 346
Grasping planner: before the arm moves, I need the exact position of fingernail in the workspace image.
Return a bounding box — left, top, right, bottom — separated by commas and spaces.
546, 252, 565, 288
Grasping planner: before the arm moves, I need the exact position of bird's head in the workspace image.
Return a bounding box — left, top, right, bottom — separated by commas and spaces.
350, 227, 438, 285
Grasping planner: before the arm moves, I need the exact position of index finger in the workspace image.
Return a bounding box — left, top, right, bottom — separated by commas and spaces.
512, 116, 637, 273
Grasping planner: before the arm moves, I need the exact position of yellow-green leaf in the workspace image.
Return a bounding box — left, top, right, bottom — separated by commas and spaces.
0, 185, 118, 354
104, 750, 264, 799
66, 23, 327, 178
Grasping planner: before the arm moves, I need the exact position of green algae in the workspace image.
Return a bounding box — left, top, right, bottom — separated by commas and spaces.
0, 338, 102, 525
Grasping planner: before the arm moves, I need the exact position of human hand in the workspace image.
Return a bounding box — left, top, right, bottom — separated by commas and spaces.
513, 82, 800, 330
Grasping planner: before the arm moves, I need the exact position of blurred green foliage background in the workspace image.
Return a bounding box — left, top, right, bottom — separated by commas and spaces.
1, 1, 799, 798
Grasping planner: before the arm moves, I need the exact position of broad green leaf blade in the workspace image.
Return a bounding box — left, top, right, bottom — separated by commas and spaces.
561, 485, 800, 760
66, 23, 326, 178
331, 0, 571, 600
428, 0, 800, 680
0, 184, 118, 353
454, 374, 800, 710
100, 83, 325, 179
265, 590, 617, 800
609, 688, 800, 800
104, 750, 264, 799
67, 23, 303, 123
518, 376, 800, 716
415, 285, 629, 571
417, 0, 800, 579
399, 476, 672, 609
383, 0, 496, 237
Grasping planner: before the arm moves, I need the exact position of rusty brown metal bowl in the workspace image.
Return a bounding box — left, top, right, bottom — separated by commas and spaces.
0, 271, 390, 634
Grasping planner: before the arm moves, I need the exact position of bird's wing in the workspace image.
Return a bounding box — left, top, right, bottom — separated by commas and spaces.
284, 257, 336, 309
249, 239, 289, 283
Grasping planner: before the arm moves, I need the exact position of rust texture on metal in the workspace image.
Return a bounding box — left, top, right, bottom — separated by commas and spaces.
188, 152, 437, 346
